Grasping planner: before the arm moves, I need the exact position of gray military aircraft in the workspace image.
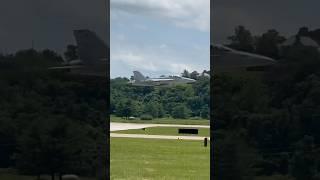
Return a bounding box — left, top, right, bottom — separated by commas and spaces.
49, 29, 276, 78
49, 29, 107, 77
129, 71, 196, 87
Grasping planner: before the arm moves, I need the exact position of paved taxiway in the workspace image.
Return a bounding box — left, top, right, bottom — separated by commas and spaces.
110, 122, 210, 140
110, 122, 209, 132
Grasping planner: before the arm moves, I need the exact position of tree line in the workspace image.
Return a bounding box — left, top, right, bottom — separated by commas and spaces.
110, 70, 210, 120
1, 25, 320, 180
214, 26, 320, 180
0, 49, 107, 179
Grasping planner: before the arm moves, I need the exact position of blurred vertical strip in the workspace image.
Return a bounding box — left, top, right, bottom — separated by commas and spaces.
210, 0, 214, 179
105, 0, 110, 179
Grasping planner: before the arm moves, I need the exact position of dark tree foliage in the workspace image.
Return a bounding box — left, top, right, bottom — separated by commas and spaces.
110, 73, 209, 120
255, 29, 286, 59
0, 49, 107, 179
228, 25, 255, 52
64, 44, 79, 62
215, 27, 320, 180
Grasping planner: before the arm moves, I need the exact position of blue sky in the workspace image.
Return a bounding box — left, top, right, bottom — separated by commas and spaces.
110, 0, 210, 78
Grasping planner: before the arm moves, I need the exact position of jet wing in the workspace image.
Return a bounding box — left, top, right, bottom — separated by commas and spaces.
149, 78, 174, 82
211, 44, 276, 71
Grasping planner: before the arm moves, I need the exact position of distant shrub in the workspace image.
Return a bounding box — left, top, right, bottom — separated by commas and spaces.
172, 104, 191, 119
255, 175, 295, 180
140, 114, 153, 120
190, 116, 201, 120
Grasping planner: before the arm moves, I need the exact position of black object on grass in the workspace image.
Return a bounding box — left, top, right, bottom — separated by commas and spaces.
178, 128, 198, 134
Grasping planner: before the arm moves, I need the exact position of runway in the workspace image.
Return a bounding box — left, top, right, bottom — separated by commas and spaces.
110, 133, 210, 140
110, 122, 209, 132
110, 122, 210, 141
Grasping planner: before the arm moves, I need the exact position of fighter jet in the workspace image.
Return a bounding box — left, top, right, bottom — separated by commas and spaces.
212, 44, 276, 72
49, 29, 108, 77
129, 71, 196, 87
49, 29, 275, 78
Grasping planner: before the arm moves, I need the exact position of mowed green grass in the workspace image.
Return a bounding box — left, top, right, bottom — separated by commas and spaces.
110, 116, 210, 125
111, 138, 210, 180
114, 126, 210, 137
0, 173, 95, 180
0, 173, 35, 180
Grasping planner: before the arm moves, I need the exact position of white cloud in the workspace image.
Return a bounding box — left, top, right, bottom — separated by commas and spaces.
110, 48, 205, 78
169, 63, 193, 74
111, 0, 210, 32
111, 51, 158, 71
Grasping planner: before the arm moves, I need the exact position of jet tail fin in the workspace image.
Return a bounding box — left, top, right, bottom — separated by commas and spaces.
133, 71, 147, 81
73, 29, 107, 65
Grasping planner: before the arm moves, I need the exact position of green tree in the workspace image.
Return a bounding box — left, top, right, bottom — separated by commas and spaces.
214, 132, 259, 180
181, 69, 190, 78
143, 101, 164, 118
297, 26, 309, 36
64, 44, 78, 62
15, 117, 100, 179
255, 29, 286, 58
290, 136, 317, 180
190, 71, 199, 80
171, 103, 191, 119
200, 105, 209, 119
228, 25, 255, 52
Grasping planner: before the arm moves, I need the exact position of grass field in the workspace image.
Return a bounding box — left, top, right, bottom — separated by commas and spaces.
114, 126, 210, 137
0, 172, 95, 180
111, 137, 210, 180
0, 173, 35, 180
110, 116, 210, 125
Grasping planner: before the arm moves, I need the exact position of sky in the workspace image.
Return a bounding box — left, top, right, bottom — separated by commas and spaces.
0, 0, 108, 54
110, 0, 210, 78
211, 0, 320, 43
1, 0, 320, 77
